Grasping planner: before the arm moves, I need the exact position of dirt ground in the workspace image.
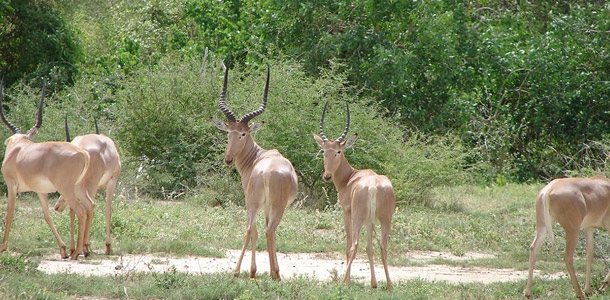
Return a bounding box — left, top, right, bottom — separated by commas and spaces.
37, 249, 562, 284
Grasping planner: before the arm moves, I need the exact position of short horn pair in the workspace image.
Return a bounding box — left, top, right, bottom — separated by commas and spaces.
217, 63, 269, 124
65, 116, 100, 142
319, 101, 350, 143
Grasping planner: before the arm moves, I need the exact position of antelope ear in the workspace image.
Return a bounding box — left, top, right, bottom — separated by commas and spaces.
312, 133, 324, 147
342, 134, 358, 149
249, 121, 264, 133
211, 118, 228, 131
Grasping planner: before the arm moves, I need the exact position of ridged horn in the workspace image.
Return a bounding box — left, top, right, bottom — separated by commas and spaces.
0, 78, 21, 134
218, 63, 237, 122
26, 78, 45, 137
335, 102, 350, 143
318, 101, 329, 142
239, 66, 269, 124
94, 116, 100, 134
64, 115, 71, 142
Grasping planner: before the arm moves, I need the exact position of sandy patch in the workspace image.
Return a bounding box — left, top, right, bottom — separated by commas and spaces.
37, 249, 562, 284
405, 250, 496, 262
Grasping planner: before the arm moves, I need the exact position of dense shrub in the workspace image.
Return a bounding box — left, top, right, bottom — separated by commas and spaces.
106, 56, 471, 205
66, 0, 610, 182
0, 0, 83, 88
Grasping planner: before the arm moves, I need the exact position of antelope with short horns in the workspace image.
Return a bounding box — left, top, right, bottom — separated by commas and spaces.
211, 64, 298, 280
313, 101, 396, 290
0, 79, 93, 259
55, 116, 122, 255
524, 175, 610, 299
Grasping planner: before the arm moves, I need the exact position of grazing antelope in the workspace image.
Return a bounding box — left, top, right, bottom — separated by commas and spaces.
211, 65, 298, 280
55, 116, 122, 255
524, 175, 610, 299
313, 102, 396, 290
0, 80, 93, 260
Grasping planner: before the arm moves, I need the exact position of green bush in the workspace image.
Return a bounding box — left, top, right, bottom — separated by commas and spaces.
104, 56, 472, 206
0, 0, 83, 88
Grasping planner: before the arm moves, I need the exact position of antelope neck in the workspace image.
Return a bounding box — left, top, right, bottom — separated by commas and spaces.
234, 135, 263, 176
331, 155, 355, 190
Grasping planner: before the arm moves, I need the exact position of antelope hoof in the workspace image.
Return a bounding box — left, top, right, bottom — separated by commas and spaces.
272, 271, 281, 281
0, 244, 7, 252
371, 281, 378, 289
386, 283, 393, 291
106, 243, 112, 254
70, 252, 80, 260
233, 272, 240, 278
249, 271, 256, 279
59, 246, 68, 259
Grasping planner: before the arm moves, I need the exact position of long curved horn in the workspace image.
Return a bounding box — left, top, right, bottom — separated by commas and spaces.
239, 66, 269, 124
94, 116, 100, 134
335, 102, 350, 143
0, 78, 21, 134
319, 101, 329, 142
218, 63, 237, 122
64, 115, 71, 142
26, 79, 45, 137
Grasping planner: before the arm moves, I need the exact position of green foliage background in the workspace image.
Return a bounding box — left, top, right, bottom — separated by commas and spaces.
1, 0, 609, 205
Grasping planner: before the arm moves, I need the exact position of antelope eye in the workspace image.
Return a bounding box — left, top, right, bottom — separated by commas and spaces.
241, 133, 246, 137
337, 150, 342, 154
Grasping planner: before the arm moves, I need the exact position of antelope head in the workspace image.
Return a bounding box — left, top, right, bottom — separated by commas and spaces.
313, 101, 357, 182
0, 79, 45, 146
212, 65, 269, 166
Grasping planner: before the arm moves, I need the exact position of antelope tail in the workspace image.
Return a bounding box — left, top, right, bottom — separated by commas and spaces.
369, 185, 377, 225
75, 151, 90, 186
538, 185, 555, 248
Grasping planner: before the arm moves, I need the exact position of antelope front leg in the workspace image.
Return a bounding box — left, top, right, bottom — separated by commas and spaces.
72, 206, 87, 260
341, 208, 352, 262
69, 209, 75, 255
564, 229, 585, 300
0, 185, 18, 254
81, 193, 95, 257
37, 193, 68, 259
249, 223, 258, 279
342, 215, 365, 285
105, 179, 118, 254
584, 228, 594, 296
234, 206, 258, 278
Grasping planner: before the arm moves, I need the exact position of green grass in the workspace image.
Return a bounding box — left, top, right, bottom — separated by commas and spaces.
0, 267, 605, 300
1, 184, 609, 299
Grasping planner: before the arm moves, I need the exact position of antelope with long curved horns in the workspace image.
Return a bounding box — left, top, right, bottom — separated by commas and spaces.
313, 102, 396, 290
211, 65, 298, 280
0, 79, 93, 259
55, 116, 122, 255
